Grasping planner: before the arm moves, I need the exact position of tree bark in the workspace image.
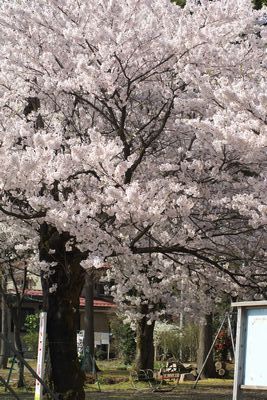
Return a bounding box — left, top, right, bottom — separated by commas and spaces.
197, 313, 216, 379
13, 312, 25, 388
39, 223, 86, 400
135, 307, 155, 372
0, 272, 25, 385
0, 275, 8, 369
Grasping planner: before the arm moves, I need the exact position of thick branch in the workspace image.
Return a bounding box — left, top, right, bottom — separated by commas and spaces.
0, 205, 46, 220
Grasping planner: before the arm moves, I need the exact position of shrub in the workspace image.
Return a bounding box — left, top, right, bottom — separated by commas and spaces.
23, 313, 39, 358
110, 317, 136, 365
23, 332, 39, 358
95, 348, 107, 361
155, 322, 198, 362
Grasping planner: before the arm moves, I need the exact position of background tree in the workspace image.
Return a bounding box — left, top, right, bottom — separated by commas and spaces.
253, 0, 267, 8
108, 253, 225, 372
0, 271, 8, 369
0, 220, 38, 387
23, 313, 40, 358
154, 322, 199, 362
197, 313, 217, 379
109, 317, 136, 365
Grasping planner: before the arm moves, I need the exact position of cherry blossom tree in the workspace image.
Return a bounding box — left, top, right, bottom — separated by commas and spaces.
107, 241, 266, 372
107, 253, 218, 371
0, 0, 266, 398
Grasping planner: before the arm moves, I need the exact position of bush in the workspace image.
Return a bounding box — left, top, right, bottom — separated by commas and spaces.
23, 332, 39, 358
110, 317, 136, 365
155, 322, 198, 362
23, 313, 39, 358
95, 348, 107, 361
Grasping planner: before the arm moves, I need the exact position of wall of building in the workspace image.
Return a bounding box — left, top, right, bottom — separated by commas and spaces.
79, 310, 111, 333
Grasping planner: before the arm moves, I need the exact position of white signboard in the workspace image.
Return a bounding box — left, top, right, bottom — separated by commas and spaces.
244, 308, 267, 386
94, 332, 101, 345
77, 330, 110, 348
35, 312, 47, 400
101, 333, 109, 345
232, 301, 267, 400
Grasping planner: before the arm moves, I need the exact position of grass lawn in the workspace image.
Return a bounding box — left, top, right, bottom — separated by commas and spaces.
0, 359, 266, 399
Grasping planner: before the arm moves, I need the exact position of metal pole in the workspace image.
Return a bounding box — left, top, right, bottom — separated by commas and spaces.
107, 343, 110, 361
193, 313, 228, 389
6, 355, 16, 389
83, 272, 95, 373
227, 313, 236, 358
0, 376, 21, 400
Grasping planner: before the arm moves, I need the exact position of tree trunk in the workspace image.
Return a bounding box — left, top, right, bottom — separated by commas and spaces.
0, 276, 8, 369
197, 313, 216, 379
0, 273, 25, 383
135, 308, 155, 372
82, 273, 95, 373
39, 223, 86, 400
11, 309, 25, 388
14, 319, 25, 387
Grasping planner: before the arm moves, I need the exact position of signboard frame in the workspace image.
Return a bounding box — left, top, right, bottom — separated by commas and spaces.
232, 301, 267, 400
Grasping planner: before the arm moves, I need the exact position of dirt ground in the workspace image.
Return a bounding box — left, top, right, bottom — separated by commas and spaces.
1, 387, 267, 400
84, 387, 267, 399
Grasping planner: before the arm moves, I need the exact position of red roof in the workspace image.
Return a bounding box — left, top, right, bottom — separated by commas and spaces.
24, 289, 116, 308
79, 297, 116, 308
24, 289, 43, 297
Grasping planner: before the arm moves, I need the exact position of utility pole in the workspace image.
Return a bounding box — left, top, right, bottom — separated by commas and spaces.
83, 271, 95, 373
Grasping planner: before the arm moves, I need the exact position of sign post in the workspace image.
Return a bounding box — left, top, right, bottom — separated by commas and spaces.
34, 312, 47, 400
232, 301, 267, 400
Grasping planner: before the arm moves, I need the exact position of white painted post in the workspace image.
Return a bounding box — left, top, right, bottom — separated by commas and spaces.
179, 280, 184, 361
34, 312, 47, 400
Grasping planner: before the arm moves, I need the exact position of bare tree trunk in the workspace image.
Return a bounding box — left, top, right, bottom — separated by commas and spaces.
197, 313, 216, 379
82, 273, 95, 373
11, 309, 25, 388
14, 318, 25, 387
0, 275, 8, 369
0, 271, 25, 384
135, 306, 155, 372
40, 223, 86, 400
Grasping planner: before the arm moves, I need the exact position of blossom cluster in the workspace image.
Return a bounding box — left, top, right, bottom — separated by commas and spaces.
0, 0, 266, 318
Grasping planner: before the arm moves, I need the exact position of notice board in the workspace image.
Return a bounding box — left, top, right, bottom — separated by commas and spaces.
243, 308, 267, 387
232, 301, 267, 400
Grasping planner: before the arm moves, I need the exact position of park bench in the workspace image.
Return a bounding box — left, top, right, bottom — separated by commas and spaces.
130, 360, 197, 391
130, 368, 176, 392
156, 361, 197, 383
154, 361, 180, 382
130, 363, 184, 392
